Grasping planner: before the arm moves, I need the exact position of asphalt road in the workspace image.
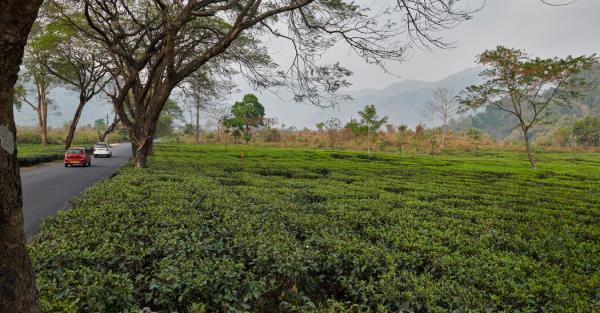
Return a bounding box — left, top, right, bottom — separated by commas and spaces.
21, 143, 131, 239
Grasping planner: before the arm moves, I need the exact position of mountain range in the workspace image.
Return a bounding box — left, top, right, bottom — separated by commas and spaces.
248, 67, 483, 129
15, 68, 485, 131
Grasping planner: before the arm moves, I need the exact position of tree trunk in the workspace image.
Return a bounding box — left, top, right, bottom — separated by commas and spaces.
36, 106, 44, 146
523, 127, 537, 168
130, 126, 156, 168
100, 117, 119, 142
0, 1, 44, 312
440, 126, 447, 150
37, 84, 48, 147
133, 138, 152, 168
571, 133, 577, 164
147, 138, 154, 156
64, 97, 87, 150
367, 127, 371, 154
195, 103, 200, 144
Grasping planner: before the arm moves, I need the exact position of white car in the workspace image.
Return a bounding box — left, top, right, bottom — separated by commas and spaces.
93, 142, 112, 158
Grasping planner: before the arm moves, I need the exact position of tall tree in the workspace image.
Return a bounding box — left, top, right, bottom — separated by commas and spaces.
18, 20, 59, 146
41, 15, 110, 150
48, 0, 476, 167
423, 87, 458, 150
0, 1, 44, 312
182, 68, 236, 144
358, 105, 388, 154
459, 46, 596, 168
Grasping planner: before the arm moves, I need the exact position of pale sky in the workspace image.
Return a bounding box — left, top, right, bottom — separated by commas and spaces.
264, 0, 600, 89
16, 0, 600, 128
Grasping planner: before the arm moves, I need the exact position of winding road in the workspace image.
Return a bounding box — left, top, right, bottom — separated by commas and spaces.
21, 143, 131, 239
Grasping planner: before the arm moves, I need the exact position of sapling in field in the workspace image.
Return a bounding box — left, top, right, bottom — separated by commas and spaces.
459, 46, 597, 168
317, 117, 342, 149
358, 105, 388, 154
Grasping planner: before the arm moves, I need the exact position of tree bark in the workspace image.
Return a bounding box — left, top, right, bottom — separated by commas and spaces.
130, 124, 156, 168
195, 103, 200, 144
367, 126, 371, 154
0, 1, 44, 312
100, 117, 119, 142
523, 127, 537, 169
40, 90, 47, 146
134, 144, 150, 168
440, 126, 447, 150
34, 81, 49, 147
64, 96, 87, 150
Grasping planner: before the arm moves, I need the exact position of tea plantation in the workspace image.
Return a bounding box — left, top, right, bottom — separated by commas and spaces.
30, 144, 600, 312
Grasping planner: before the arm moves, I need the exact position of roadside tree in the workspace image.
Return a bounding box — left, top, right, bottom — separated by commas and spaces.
17, 20, 60, 146
0, 2, 45, 312
40, 16, 110, 150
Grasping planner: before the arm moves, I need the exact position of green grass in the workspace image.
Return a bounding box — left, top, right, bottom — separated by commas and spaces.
30, 144, 600, 312
18, 143, 64, 157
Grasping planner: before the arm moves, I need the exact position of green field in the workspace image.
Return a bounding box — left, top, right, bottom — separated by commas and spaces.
30, 144, 600, 312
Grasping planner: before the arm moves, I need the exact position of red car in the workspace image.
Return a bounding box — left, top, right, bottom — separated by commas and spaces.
64, 147, 92, 167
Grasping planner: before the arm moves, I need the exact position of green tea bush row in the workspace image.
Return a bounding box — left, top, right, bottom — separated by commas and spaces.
18, 154, 63, 167
30, 145, 600, 312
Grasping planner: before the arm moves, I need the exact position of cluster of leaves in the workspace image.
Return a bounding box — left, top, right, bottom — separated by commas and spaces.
573, 116, 600, 147
30, 145, 600, 312
223, 94, 266, 143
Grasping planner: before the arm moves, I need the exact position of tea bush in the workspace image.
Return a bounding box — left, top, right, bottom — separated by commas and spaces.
17, 144, 64, 166
30, 144, 600, 312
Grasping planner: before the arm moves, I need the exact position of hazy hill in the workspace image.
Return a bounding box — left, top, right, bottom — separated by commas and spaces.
15, 68, 483, 130
250, 67, 483, 129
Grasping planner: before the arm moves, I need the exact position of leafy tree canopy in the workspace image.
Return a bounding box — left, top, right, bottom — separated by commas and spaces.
573, 116, 600, 147
225, 94, 265, 130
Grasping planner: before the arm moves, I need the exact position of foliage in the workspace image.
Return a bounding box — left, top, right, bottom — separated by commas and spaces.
358, 105, 388, 134
223, 94, 265, 144
573, 116, 600, 147
31, 144, 600, 312
344, 119, 367, 137
316, 117, 342, 149
156, 100, 185, 138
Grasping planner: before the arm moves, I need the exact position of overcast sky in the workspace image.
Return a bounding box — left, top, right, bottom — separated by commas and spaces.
262, 0, 600, 90
17, 0, 600, 128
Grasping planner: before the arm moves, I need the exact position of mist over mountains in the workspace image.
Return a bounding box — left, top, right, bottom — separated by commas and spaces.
15, 68, 483, 130
245, 67, 483, 129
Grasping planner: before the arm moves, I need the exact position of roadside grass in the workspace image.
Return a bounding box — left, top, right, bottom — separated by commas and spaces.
30, 144, 600, 312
